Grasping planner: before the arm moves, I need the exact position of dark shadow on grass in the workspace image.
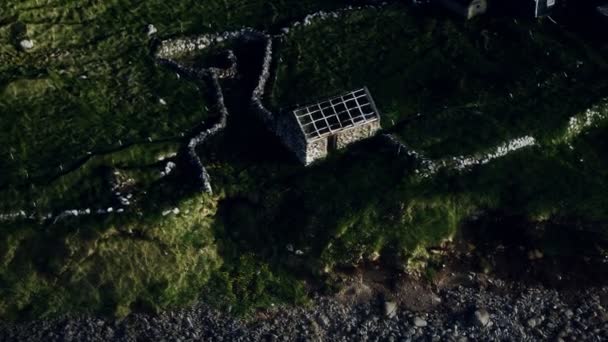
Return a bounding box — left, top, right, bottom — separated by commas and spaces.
460, 211, 608, 289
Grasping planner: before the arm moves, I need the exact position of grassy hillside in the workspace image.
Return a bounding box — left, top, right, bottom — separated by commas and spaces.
1, 1, 607, 320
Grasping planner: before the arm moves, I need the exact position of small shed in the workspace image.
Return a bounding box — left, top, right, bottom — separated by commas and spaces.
439, 0, 488, 19
275, 88, 381, 165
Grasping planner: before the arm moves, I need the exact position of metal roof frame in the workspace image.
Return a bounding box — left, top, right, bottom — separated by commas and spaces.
292, 87, 381, 142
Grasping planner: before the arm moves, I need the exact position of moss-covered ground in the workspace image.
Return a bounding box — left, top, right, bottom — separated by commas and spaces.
1, 1, 608, 320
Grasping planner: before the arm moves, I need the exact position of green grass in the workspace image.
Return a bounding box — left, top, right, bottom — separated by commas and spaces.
0, 195, 221, 320
0, 141, 181, 212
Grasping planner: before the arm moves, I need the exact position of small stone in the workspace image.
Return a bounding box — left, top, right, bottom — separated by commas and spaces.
384, 301, 397, 319
413, 317, 427, 327
19, 39, 34, 50
565, 309, 574, 319
527, 318, 538, 328
473, 308, 491, 327
317, 314, 330, 328
147, 24, 158, 36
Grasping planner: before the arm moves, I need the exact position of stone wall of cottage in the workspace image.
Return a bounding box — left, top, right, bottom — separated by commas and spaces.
336, 120, 381, 149
275, 113, 308, 164
305, 139, 328, 165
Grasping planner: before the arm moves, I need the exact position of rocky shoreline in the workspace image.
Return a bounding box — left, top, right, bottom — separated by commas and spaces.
2, 273, 606, 342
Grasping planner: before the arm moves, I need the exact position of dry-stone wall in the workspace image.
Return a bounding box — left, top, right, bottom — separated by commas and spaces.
250, 34, 275, 127
154, 30, 262, 194
381, 133, 538, 179
186, 70, 228, 194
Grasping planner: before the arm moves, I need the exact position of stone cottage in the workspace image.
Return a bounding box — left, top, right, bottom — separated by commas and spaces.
439, 0, 488, 19
275, 88, 381, 165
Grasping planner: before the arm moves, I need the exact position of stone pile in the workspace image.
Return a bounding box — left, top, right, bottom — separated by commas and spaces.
2, 280, 606, 341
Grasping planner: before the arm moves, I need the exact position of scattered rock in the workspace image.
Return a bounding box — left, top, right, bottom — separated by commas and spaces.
528, 249, 544, 260
384, 301, 397, 319
413, 317, 427, 327
19, 39, 34, 50
4, 282, 601, 342
431, 294, 442, 305
369, 251, 381, 261
147, 24, 158, 36
473, 308, 491, 327
317, 314, 330, 328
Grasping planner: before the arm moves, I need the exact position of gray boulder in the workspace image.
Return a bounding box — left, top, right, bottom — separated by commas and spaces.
384, 301, 398, 319
473, 308, 491, 327
413, 317, 427, 327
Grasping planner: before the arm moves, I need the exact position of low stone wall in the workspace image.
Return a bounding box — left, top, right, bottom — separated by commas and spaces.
186, 70, 229, 194
380, 133, 436, 176
154, 30, 262, 194
156, 30, 254, 60
249, 33, 276, 127
381, 133, 538, 178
